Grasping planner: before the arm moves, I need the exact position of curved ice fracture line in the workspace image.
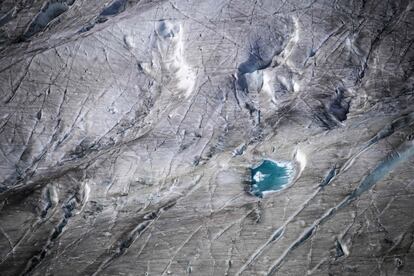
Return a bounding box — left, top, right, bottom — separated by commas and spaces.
266, 139, 414, 275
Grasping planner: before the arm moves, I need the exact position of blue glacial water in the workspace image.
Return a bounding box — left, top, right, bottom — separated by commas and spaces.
250, 159, 293, 197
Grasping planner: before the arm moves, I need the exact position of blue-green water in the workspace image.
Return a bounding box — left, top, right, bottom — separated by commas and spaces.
250, 160, 293, 197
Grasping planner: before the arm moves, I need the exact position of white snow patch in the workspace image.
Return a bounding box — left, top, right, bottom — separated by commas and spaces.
153, 21, 196, 98
253, 171, 268, 182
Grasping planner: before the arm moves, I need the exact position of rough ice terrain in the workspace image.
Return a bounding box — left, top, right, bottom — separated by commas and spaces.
0, 0, 413, 275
